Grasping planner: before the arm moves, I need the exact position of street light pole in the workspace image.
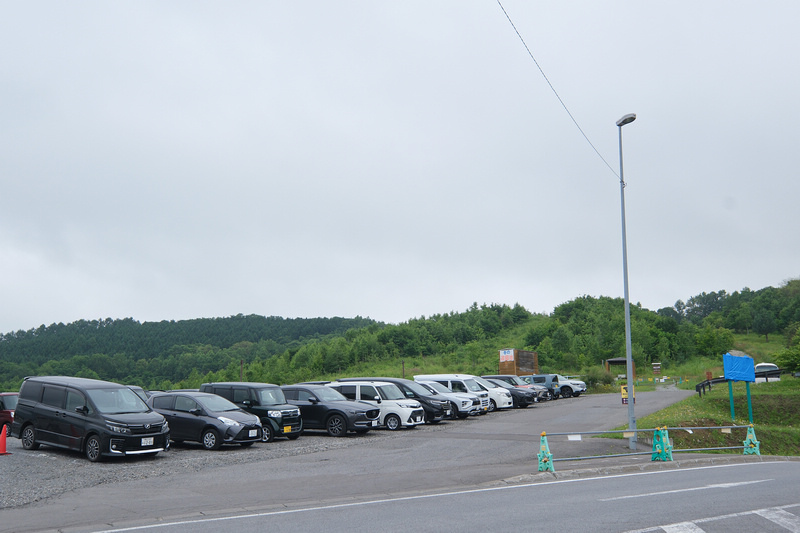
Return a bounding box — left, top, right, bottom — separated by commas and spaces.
616, 112, 637, 450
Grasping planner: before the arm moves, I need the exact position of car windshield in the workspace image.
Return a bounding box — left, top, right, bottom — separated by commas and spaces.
196, 394, 240, 413
402, 381, 433, 397
377, 384, 405, 401
556, 375, 568, 382
420, 381, 449, 394
489, 379, 513, 390
256, 387, 287, 405
2, 394, 18, 410
506, 376, 528, 386
86, 388, 150, 415
472, 376, 499, 389
315, 387, 348, 402
463, 379, 483, 393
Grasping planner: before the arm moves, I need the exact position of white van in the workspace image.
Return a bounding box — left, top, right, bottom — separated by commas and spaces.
413, 374, 490, 413
326, 381, 425, 430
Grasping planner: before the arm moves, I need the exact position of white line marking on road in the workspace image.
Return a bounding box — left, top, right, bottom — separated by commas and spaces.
753, 508, 800, 532
599, 479, 771, 501
661, 522, 706, 532
96, 462, 789, 533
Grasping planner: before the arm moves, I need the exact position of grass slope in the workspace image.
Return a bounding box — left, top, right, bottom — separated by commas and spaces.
636, 379, 799, 456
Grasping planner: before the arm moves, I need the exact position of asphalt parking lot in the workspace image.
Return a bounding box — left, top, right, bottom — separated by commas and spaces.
4, 386, 794, 533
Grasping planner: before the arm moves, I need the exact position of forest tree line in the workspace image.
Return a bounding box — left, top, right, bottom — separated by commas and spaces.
1, 280, 799, 391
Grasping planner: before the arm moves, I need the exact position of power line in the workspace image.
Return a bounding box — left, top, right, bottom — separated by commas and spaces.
496, 0, 618, 178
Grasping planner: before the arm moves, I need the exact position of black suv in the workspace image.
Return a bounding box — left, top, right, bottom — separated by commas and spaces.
334, 377, 450, 423
11, 376, 169, 462
281, 384, 380, 437
199, 382, 302, 442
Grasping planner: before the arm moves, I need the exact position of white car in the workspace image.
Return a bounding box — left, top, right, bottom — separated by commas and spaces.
555, 375, 587, 398
413, 374, 490, 413
470, 375, 514, 411
416, 380, 481, 418
326, 381, 425, 430
754, 363, 780, 383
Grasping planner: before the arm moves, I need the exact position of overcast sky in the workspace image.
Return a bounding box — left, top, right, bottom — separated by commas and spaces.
1, 2, 798, 333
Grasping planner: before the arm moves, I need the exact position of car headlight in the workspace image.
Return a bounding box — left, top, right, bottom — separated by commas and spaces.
398, 403, 418, 409
461, 400, 471, 408
217, 417, 241, 427
267, 410, 282, 419
106, 423, 131, 434
162, 421, 170, 432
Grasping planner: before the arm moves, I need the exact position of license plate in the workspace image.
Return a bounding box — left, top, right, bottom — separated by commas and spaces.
248, 429, 258, 437
445, 410, 451, 416
283, 426, 291, 433
372, 420, 378, 426
141, 437, 154, 446
415, 416, 422, 422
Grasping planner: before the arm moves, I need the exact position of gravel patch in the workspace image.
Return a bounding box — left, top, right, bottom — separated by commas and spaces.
0, 414, 473, 510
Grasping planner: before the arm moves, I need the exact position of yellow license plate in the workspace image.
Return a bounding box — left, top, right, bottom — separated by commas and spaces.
284, 426, 291, 433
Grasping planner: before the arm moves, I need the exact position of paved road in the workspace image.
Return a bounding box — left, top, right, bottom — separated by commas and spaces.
4, 386, 794, 533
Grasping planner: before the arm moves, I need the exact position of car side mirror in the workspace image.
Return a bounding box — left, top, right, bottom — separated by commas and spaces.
308, 397, 319, 404
75, 405, 88, 415
242, 400, 252, 406
190, 408, 203, 416
374, 395, 381, 404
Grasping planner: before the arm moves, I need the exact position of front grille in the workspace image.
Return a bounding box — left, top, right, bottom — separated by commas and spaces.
128, 423, 164, 435
471, 398, 480, 406
281, 408, 301, 418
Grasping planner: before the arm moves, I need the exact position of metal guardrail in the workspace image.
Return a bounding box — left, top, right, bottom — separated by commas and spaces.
536, 425, 756, 467
695, 369, 785, 397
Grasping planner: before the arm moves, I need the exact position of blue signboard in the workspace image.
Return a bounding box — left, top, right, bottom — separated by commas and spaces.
723, 352, 755, 382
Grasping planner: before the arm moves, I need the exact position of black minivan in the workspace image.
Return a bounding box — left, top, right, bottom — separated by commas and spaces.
11, 376, 170, 462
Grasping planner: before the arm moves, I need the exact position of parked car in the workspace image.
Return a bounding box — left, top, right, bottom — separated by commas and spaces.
199, 382, 302, 442
148, 391, 262, 450
127, 385, 152, 403
334, 377, 450, 423
484, 378, 536, 408
755, 363, 781, 383
470, 376, 514, 411
415, 380, 481, 419
326, 381, 425, 430
281, 384, 380, 437
521, 374, 562, 399
11, 376, 169, 462
1, 392, 19, 437
554, 375, 587, 398
481, 374, 551, 401
413, 374, 489, 413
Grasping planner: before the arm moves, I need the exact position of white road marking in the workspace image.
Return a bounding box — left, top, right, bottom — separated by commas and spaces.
599, 479, 771, 501
753, 508, 800, 532
660, 523, 706, 533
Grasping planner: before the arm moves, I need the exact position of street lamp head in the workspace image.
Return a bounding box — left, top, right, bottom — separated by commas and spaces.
616, 113, 637, 127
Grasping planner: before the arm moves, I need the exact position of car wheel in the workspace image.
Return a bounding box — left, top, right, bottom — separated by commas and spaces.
20, 425, 40, 450
261, 424, 275, 443
202, 428, 222, 450
385, 414, 401, 430
85, 434, 103, 462
561, 387, 573, 398
287, 433, 300, 440
326, 414, 347, 437
488, 399, 497, 412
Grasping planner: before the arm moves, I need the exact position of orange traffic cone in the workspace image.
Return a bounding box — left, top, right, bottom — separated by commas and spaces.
0, 424, 9, 455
